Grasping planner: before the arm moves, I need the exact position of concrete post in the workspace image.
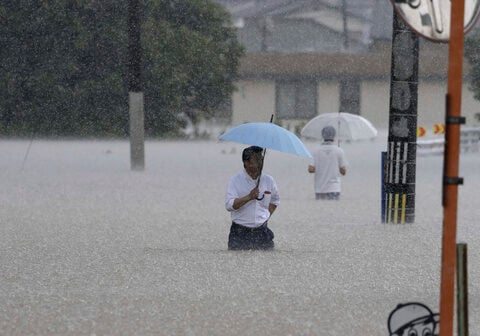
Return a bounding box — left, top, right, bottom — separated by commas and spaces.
129, 92, 145, 171
128, 0, 145, 171
385, 10, 419, 224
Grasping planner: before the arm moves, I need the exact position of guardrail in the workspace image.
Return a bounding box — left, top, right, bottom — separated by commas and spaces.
417, 127, 480, 156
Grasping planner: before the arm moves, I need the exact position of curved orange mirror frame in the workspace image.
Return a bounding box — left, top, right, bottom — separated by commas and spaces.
390, 0, 480, 42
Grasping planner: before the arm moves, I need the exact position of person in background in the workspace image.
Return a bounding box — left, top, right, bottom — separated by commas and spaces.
307, 126, 347, 200
225, 146, 280, 250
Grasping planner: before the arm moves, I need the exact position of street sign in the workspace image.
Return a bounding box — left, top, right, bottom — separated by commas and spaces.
390, 0, 480, 42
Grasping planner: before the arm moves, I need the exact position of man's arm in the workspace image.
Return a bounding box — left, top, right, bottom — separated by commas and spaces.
232, 187, 259, 210
268, 204, 277, 215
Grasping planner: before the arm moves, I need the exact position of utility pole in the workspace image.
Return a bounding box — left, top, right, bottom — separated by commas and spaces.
342, 0, 349, 50
439, 1, 466, 334
128, 0, 145, 171
385, 10, 419, 224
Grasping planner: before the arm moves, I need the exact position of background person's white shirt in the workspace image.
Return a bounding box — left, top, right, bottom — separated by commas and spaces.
225, 170, 280, 228
312, 143, 347, 193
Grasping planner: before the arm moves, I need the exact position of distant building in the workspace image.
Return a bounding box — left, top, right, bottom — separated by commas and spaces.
213, 0, 480, 133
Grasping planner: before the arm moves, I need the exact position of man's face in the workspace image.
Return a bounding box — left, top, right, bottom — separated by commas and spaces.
244, 153, 263, 179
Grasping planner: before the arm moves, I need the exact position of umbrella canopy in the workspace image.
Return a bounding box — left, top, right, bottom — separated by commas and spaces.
219, 122, 312, 158
301, 112, 378, 141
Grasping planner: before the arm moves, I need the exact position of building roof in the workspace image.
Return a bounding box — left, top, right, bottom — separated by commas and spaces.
214, 0, 393, 41
214, 0, 474, 79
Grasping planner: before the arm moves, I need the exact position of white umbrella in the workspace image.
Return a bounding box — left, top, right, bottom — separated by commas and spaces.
300, 112, 378, 141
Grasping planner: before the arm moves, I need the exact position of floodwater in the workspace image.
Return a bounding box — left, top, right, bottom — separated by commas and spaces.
0, 133, 479, 335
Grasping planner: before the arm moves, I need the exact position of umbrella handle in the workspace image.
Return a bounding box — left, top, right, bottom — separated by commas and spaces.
255, 114, 273, 201
255, 147, 267, 200
255, 167, 265, 200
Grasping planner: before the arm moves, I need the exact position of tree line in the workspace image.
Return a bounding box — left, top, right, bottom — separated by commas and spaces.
0, 0, 244, 137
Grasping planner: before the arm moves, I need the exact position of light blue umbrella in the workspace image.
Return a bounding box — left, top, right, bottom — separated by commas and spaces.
218, 122, 312, 158
219, 121, 312, 200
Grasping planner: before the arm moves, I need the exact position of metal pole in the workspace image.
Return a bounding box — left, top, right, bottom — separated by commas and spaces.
439, 0, 466, 334
128, 0, 145, 171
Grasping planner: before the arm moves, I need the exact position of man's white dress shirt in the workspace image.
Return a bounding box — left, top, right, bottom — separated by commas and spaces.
225, 170, 280, 228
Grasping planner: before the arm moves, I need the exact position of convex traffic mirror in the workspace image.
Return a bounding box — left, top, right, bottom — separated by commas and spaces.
390, 0, 480, 42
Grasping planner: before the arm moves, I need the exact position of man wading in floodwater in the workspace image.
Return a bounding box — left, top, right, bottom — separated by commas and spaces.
225, 146, 280, 250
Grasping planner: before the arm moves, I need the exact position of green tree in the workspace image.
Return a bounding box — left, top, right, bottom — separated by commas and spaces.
0, 0, 129, 136
0, 1, 129, 136
0, 0, 243, 137
465, 28, 480, 122
143, 0, 243, 136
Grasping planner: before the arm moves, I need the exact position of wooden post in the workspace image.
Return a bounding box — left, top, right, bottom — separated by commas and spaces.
439, 0, 465, 335
456, 243, 469, 336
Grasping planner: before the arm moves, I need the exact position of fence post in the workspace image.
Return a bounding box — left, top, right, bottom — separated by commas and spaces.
381, 151, 387, 223
457, 243, 469, 336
